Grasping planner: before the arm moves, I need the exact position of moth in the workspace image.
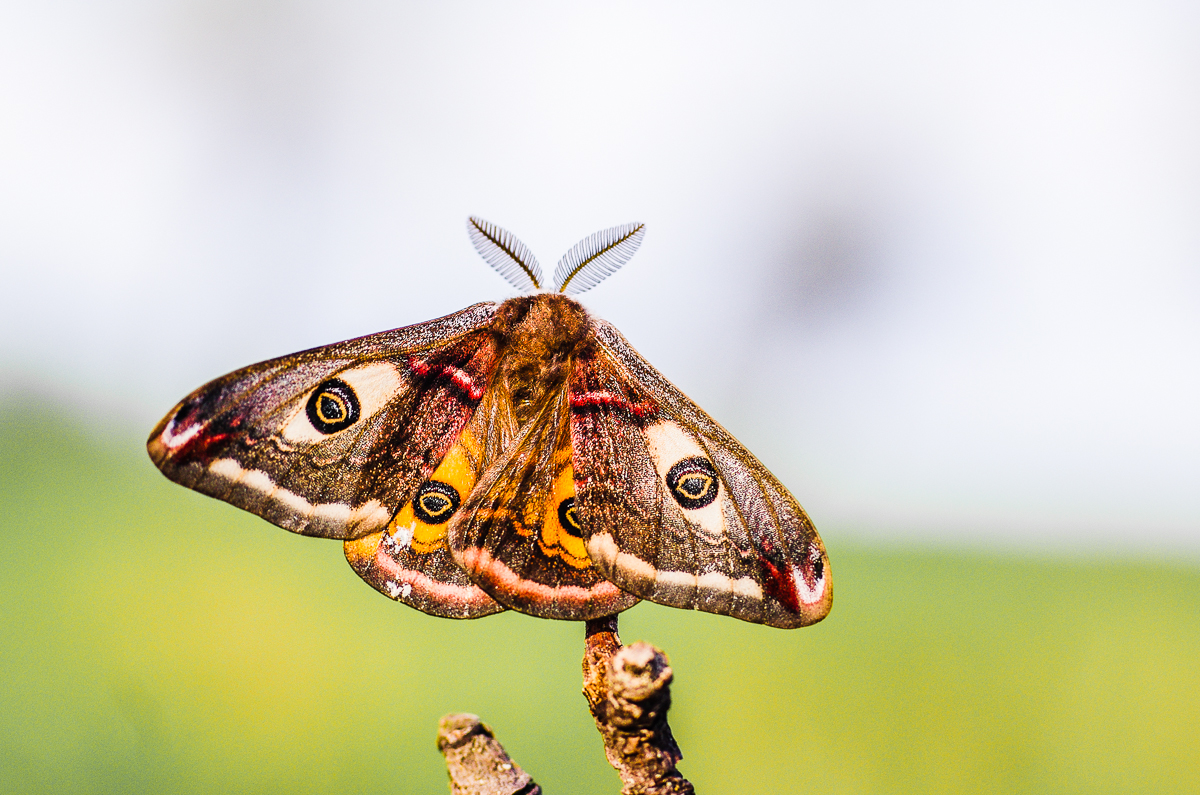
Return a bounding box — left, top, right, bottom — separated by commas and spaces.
148, 218, 831, 628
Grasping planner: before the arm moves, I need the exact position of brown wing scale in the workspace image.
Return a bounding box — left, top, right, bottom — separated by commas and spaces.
345, 422, 505, 618
449, 379, 639, 621
569, 321, 832, 628
147, 302, 510, 617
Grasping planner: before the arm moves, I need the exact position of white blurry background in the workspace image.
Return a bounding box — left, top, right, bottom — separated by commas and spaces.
1, 1, 1197, 556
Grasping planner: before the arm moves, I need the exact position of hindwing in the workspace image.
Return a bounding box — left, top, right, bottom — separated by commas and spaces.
448, 388, 639, 620
344, 419, 505, 618
569, 321, 832, 628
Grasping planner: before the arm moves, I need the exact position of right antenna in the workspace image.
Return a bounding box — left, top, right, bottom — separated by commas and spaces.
553, 223, 645, 295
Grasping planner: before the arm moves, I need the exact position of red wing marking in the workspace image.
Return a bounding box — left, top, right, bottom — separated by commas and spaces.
161, 418, 204, 451
408, 356, 486, 400
757, 553, 801, 614
569, 390, 656, 418
756, 543, 828, 613
164, 412, 244, 464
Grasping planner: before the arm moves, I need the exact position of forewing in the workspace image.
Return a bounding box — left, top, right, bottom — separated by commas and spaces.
448, 390, 639, 620
569, 321, 832, 628
147, 302, 500, 541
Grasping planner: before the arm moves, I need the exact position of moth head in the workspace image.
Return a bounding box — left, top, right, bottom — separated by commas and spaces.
467, 217, 645, 296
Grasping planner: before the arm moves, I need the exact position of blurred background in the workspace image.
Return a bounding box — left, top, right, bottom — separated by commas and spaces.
2, 2, 1197, 793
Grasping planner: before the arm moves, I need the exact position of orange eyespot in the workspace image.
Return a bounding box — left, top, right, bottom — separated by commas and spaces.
557, 497, 582, 538
412, 480, 460, 524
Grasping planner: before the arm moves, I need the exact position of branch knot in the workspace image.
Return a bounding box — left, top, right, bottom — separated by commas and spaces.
583, 620, 693, 795
605, 643, 674, 728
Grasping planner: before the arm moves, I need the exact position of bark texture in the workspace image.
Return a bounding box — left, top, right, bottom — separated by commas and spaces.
436, 615, 691, 794
436, 713, 541, 795
581, 616, 693, 795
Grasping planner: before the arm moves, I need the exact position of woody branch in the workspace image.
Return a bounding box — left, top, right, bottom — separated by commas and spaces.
437, 615, 693, 795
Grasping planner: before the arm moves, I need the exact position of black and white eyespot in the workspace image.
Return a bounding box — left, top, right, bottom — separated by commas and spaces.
412, 480, 460, 524
305, 378, 360, 434
665, 456, 720, 509
558, 497, 583, 538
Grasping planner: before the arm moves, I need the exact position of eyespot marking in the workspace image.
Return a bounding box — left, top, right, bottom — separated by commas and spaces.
558, 497, 582, 538
665, 456, 720, 509
645, 421, 726, 539
412, 480, 460, 524
306, 378, 360, 434
280, 363, 404, 444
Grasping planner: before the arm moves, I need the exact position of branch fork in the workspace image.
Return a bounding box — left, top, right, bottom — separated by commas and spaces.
437, 616, 693, 794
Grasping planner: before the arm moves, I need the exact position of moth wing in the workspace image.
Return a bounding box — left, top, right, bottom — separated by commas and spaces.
344, 407, 507, 618
569, 320, 832, 628
447, 390, 639, 620
148, 302, 508, 617
148, 302, 502, 539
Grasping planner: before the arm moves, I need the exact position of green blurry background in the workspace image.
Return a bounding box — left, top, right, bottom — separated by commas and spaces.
3, 3, 1199, 793
4, 406, 1197, 794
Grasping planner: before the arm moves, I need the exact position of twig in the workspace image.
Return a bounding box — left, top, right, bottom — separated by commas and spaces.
436, 615, 691, 794
582, 616, 693, 795
436, 713, 541, 795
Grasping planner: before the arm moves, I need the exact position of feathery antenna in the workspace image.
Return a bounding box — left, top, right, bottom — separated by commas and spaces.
553, 223, 645, 295
467, 216, 542, 292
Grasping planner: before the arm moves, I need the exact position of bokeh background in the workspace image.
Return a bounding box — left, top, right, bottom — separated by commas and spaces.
2, 2, 1198, 793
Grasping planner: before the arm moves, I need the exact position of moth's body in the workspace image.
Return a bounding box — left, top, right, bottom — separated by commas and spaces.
489, 293, 590, 429
149, 220, 832, 629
